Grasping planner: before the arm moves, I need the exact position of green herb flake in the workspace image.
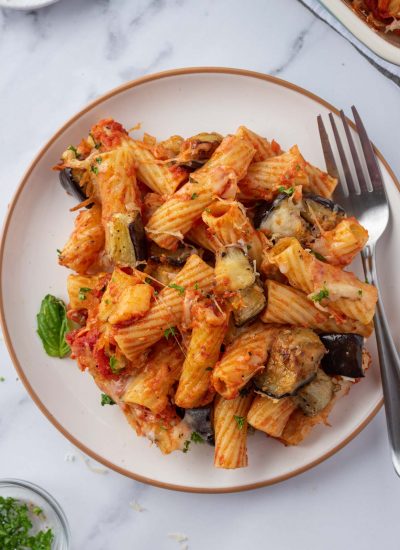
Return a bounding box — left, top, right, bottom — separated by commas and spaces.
56, 248, 62, 256
310, 250, 326, 262
311, 287, 329, 303
95, 157, 102, 164
205, 208, 211, 214
0, 496, 54, 550
278, 186, 295, 196
91, 165, 99, 175
0, 376, 5, 382
194, 282, 199, 290
205, 367, 213, 371
32, 506, 43, 517
168, 283, 185, 295
191, 193, 198, 200
36, 295, 71, 358
109, 355, 120, 373
78, 287, 91, 301
101, 393, 116, 406
183, 440, 191, 453
144, 277, 152, 285
234, 415, 246, 430
358, 289, 363, 296
67, 145, 78, 156
164, 326, 176, 340
191, 431, 204, 444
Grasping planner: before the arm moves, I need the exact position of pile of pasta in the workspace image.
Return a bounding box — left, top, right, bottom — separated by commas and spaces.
57, 119, 377, 469
351, 0, 400, 34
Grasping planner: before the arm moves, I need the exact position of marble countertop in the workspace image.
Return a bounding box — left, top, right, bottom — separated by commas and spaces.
1, 1, 400, 548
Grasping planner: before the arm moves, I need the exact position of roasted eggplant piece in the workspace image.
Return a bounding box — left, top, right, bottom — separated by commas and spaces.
302, 193, 345, 231
183, 406, 214, 445
149, 243, 196, 267
215, 247, 255, 291
59, 168, 91, 205
294, 368, 333, 416
107, 211, 147, 268
254, 192, 345, 242
320, 334, 364, 378
176, 132, 223, 170
253, 194, 309, 242
129, 213, 147, 264
231, 280, 266, 326
254, 328, 326, 398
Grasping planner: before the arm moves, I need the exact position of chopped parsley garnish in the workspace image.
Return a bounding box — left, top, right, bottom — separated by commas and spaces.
278, 186, 295, 196
0, 376, 5, 382
168, 283, 185, 295
32, 506, 43, 517
56, 248, 62, 256
36, 295, 71, 358
183, 440, 191, 453
205, 208, 211, 213
95, 157, 102, 164
67, 145, 78, 156
311, 287, 329, 303
194, 282, 199, 290
205, 367, 213, 371
365, 277, 369, 284
144, 277, 152, 285
191, 193, 198, 200
234, 415, 245, 430
109, 355, 120, 373
164, 327, 176, 340
310, 250, 326, 262
0, 496, 54, 550
191, 431, 204, 443
101, 393, 116, 406
89, 132, 101, 149
78, 287, 91, 301
358, 289, 363, 296
91, 165, 99, 175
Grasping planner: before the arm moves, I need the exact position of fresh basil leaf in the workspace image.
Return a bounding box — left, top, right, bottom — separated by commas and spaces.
37, 295, 71, 358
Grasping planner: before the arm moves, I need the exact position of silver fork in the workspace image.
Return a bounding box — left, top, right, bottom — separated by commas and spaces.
318, 107, 400, 477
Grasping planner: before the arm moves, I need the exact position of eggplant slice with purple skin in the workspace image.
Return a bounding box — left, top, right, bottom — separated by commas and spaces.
320, 334, 365, 378
128, 213, 147, 265
182, 406, 214, 445
59, 168, 93, 206
294, 368, 334, 417
253, 192, 346, 243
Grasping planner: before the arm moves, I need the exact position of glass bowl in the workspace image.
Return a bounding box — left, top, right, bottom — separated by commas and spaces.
0, 478, 70, 549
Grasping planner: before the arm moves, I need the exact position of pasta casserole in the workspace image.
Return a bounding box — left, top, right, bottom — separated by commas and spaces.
37, 118, 377, 469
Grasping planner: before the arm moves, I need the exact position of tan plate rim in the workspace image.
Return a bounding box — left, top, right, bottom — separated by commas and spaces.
0, 67, 389, 493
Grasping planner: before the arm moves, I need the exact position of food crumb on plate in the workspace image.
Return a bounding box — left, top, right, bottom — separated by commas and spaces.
129, 500, 146, 512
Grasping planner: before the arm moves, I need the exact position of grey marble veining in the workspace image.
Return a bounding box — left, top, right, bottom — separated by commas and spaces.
1, 1, 400, 549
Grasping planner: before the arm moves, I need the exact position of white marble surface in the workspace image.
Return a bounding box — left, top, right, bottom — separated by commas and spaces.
1, 0, 400, 549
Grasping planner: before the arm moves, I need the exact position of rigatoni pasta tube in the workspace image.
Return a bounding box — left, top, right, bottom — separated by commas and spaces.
129, 139, 187, 195
236, 126, 282, 161
247, 395, 296, 437
267, 237, 377, 325
311, 217, 368, 267
122, 340, 184, 414
202, 201, 263, 267
214, 393, 253, 469
238, 146, 309, 201
145, 134, 255, 249
114, 255, 214, 359
212, 323, 279, 399
186, 220, 219, 252
174, 302, 229, 408
304, 162, 337, 198
67, 274, 104, 310
59, 205, 105, 274
261, 280, 373, 337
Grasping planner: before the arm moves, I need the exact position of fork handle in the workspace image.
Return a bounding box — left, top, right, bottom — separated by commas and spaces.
362, 245, 400, 476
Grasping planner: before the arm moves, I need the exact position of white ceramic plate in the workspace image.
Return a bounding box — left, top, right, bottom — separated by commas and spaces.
0, 0, 60, 9
1, 68, 397, 493
320, 0, 400, 65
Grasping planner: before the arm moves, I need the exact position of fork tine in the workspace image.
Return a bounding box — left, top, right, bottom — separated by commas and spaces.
317, 115, 339, 179
351, 106, 384, 192
317, 115, 346, 204
329, 113, 357, 195
339, 110, 369, 194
